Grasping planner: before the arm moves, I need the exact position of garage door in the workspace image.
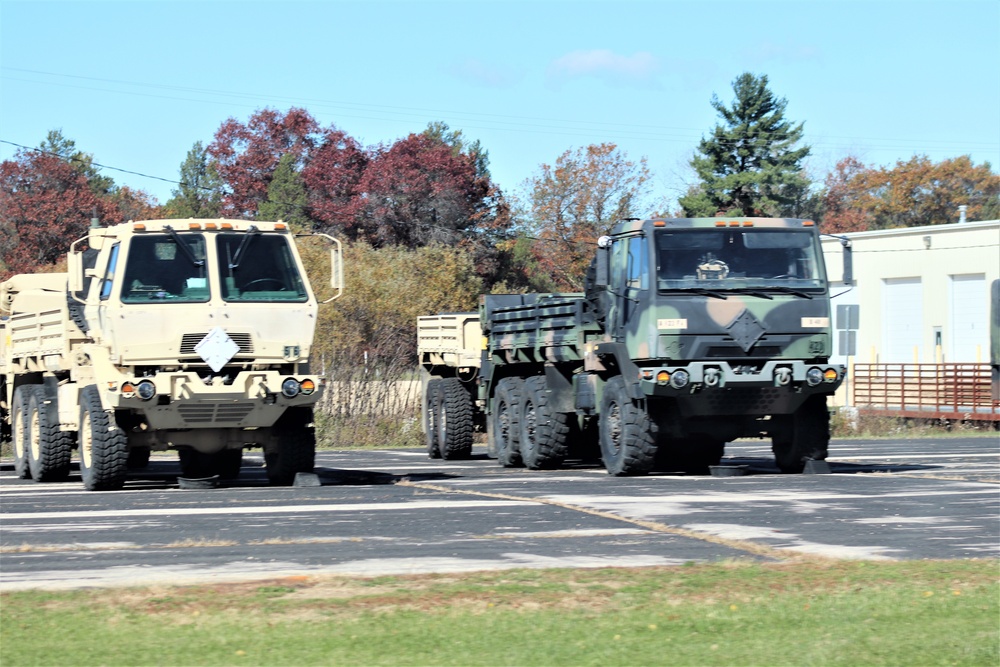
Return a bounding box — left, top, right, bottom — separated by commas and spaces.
949, 274, 987, 362
883, 278, 923, 363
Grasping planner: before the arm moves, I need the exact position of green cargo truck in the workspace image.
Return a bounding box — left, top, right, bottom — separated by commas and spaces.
419, 216, 851, 475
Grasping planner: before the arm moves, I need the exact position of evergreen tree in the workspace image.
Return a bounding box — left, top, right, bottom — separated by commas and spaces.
423, 121, 490, 180
38, 129, 116, 197
257, 152, 310, 229
166, 141, 223, 218
680, 72, 811, 217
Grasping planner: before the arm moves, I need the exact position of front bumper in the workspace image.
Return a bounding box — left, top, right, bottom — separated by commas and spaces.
639, 359, 845, 399
105, 369, 323, 429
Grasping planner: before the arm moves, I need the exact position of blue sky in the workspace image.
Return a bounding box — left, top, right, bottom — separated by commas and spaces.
1, 0, 998, 214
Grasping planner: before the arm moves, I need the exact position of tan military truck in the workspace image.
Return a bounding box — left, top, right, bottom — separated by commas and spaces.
417, 313, 481, 459
1, 218, 342, 490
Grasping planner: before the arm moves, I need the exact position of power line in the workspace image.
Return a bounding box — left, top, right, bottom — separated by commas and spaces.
0, 139, 206, 190
0, 139, 597, 248
4, 68, 997, 154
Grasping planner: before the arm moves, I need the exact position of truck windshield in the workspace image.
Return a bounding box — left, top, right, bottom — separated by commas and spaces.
120, 234, 209, 303
216, 234, 309, 302
655, 229, 825, 291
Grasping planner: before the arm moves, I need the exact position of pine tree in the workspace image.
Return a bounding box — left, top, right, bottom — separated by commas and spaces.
257, 153, 310, 229
166, 142, 223, 219
680, 72, 811, 217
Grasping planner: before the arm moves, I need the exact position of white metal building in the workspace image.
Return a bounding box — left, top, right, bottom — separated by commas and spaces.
821, 219, 999, 366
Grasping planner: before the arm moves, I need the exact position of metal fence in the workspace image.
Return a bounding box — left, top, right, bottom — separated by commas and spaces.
853, 363, 999, 422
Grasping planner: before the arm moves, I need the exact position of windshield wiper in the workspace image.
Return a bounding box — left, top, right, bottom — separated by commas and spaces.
163, 226, 205, 267
759, 286, 813, 299
660, 287, 728, 300
228, 225, 259, 270
721, 287, 773, 300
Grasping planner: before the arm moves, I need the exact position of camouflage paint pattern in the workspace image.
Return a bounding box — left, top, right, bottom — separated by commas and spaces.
476, 218, 844, 432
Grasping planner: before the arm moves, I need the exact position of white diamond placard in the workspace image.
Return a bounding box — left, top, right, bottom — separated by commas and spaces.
194, 327, 240, 372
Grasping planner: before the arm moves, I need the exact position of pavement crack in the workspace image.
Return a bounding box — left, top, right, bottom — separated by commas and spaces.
395, 480, 826, 563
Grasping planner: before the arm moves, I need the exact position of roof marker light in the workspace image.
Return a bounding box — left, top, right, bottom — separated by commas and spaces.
133, 223, 146, 231
653, 220, 666, 227
204, 222, 217, 230
803, 220, 815, 226
221, 222, 234, 230
188, 222, 201, 230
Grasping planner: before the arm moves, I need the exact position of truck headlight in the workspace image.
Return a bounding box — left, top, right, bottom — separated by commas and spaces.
281, 378, 301, 398
669, 370, 689, 388
806, 367, 824, 386
137, 380, 156, 401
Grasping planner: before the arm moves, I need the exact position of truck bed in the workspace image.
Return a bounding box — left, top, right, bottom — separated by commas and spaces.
484, 293, 593, 365
417, 313, 481, 370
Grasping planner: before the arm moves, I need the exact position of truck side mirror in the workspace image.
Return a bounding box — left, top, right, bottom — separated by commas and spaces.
68, 250, 84, 294
330, 244, 343, 293
841, 238, 853, 286
595, 237, 611, 288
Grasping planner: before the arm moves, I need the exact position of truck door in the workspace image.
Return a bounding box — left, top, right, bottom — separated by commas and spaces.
611, 236, 648, 341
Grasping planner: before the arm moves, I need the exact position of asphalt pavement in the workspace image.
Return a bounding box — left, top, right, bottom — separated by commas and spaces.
1, 436, 997, 590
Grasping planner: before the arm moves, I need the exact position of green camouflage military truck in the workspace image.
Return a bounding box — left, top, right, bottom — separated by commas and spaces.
1, 218, 342, 490
419, 217, 850, 475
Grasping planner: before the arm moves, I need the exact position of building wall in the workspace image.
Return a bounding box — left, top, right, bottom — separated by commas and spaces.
821, 220, 1000, 403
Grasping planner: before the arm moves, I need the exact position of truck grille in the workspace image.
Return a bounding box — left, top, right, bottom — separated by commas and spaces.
177, 403, 256, 424
180, 333, 254, 355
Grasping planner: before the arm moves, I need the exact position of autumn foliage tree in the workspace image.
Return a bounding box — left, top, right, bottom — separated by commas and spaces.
0, 148, 122, 278
356, 133, 492, 247
208, 107, 324, 218
821, 154, 1000, 232
300, 128, 368, 235
521, 142, 651, 289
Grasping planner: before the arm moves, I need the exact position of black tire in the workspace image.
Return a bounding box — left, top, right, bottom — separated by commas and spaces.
771, 394, 830, 474
567, 417, 601, 461
178, 448, 213, 479
11, 386, 31, 479
657, 437, 724, 475
491, 377, 523, 467
598, 376, 657, 476
78, 385, 129, 491
424, 379, 442, 459
438, 378, 474, 460
266, 407, 316, 485
26, 386, 73, 482
216, 449, 243, 480
519, 376, 569, 470
127, 447, 151, 469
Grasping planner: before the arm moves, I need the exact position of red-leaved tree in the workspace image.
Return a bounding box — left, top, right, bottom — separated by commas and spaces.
0, 150, 123, 278
300, 128, 368, 235
208, 107, 322, 218
356, 133, 491, 247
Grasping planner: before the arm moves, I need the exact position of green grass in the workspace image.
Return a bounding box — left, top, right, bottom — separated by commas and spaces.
2, 560, 997, 666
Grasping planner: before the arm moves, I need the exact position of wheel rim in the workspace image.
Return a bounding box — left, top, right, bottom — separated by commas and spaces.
29, 406, 40, 460
522, 400, 536, 455
80, 412, 93, 468
497, 400, 510, 451
606, 402, 622, 456
12, 408, 24, 459
437, 399, 448, 447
